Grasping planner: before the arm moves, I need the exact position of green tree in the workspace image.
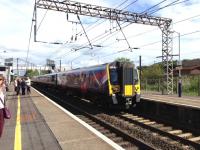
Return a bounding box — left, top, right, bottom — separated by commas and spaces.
142, 63, 163, 79
115, 57, 133, 64
25, 69, 40, 78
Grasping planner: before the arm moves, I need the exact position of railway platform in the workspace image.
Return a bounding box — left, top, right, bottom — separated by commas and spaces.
0, 86, 122, 150
142, 93, 200, 109
138, 92, 200, 132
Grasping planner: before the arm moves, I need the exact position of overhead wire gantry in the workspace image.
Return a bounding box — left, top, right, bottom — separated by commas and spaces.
33, 0, 174, 94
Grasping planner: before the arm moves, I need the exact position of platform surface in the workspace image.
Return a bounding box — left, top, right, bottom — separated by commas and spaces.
142, 92, 200, 109
0, 86, 118, 150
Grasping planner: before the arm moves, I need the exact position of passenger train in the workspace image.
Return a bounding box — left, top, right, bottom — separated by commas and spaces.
32, 61, 140, 109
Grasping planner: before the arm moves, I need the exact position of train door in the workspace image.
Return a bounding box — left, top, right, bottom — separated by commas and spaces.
51, 74, 57, 85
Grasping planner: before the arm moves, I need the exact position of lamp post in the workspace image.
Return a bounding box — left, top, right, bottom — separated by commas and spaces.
173, 31, 182, 97
129, 47, 141, 88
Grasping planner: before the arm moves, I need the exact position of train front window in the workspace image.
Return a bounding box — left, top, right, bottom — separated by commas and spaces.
133, 69, 139, 83
109, 68, 118, 85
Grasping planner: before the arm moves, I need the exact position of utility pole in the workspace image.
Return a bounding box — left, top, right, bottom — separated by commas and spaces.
17, 58, 19, 76
35, 0, 173, 94
175, 31, 182, 97
139, 55, 142, 89
60, 59, 61, 71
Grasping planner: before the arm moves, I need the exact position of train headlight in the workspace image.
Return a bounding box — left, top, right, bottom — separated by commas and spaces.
135, 84, 140, 94
112, 85, 120, 93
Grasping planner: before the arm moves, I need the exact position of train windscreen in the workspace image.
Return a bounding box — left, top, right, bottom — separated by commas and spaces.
133, 69, 139, 84
109, 68, 118, 85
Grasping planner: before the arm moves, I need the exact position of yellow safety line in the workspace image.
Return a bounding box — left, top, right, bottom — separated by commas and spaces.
14, 95, 21, 150
106, 64, 113, 95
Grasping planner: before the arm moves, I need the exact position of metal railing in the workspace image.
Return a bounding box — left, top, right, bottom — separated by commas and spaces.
141, 75, 200, 96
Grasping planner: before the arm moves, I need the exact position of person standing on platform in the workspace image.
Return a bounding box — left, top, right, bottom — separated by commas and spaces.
0, 75, 6, 137
16, 78, 21, 95
25, 77, 31, 94
14, 78, 17, 92
21, 78, 26, 95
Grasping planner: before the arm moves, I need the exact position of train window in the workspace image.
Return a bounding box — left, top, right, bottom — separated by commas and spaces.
109, 68, 118, 85
0, 67, 6, 71
51, 75, 55, 82
133, 69, 139, 82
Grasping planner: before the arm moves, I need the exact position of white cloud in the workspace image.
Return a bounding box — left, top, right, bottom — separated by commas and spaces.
0, 0, 200, 69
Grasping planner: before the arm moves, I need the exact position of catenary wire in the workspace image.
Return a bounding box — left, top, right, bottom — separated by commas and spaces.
25, 4, 36, 69
99, 12, 200, 48
48, 0, 134, 61
92, 29, 200, 61
52, 0, 193, 66
149, 0, 190, 15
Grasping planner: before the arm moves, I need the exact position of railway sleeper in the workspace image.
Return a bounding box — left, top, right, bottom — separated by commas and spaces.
168, 130, 183, 135
182, 145, 192, 149
122, 114, 133, 117
119, 141, 133, 148
124, 115, 138, 119
111, 137, 124, 143
137, 119, 150, 123
94, 126, 106, 131
178, 133, 193, 139
151, 123, 164, 128
91, 124, 102, 129
106, 133, 117, 138
159, 136, 169, 141
159, 126, 173, 131
169, 140, 179, 145
144, 121, 156, 125
188, 136, 200, 142
99, 129, 111, 134
132, 117, 144, 121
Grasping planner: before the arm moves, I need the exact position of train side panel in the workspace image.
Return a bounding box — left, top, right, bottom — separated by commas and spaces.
32, 61, 140, 109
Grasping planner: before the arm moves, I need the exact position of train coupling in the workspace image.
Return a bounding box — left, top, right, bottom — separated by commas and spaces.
124, 98, 132, 109
135, 93, 141, 102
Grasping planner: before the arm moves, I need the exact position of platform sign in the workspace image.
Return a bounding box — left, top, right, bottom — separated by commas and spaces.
5, 58, 13, 62
4, 63, 12, 66
0, 66, 6, 71
5, 58, 13, 66
46, 59, 55, 67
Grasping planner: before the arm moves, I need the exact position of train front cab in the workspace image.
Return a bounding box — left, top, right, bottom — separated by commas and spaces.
108, 62, 140, 109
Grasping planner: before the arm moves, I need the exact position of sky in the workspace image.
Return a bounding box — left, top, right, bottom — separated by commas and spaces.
0, 0, 200, 70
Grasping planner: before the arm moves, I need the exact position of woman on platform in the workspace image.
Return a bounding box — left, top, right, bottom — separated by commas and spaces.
0, 75, 6, 137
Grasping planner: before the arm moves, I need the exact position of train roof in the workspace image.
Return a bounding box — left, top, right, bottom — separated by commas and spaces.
34, 61, 135, 77
57, 63, 108, 74
34, 62, 109, 77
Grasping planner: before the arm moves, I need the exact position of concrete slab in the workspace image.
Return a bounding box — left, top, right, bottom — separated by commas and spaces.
1, 85, 123, 150
142, 93, 200, 109
0, 88, 61, 150
30, 89, 118, 150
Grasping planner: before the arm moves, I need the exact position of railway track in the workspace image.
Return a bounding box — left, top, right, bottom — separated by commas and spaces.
114, 112, 200, 149
35, 86, 154, 149
34, 85, 200, 149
